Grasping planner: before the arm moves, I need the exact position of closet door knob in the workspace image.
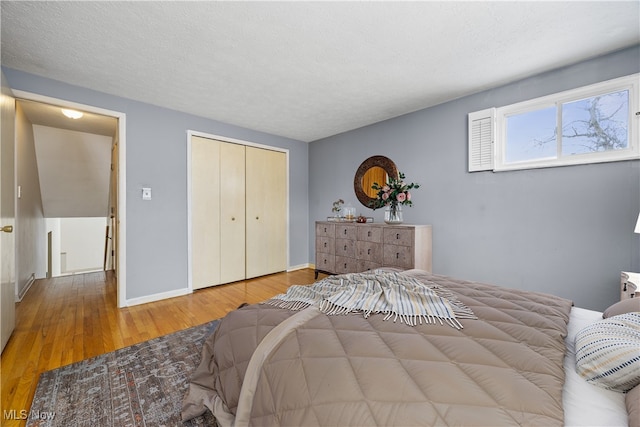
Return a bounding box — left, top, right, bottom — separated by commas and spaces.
256, 216, 259, 220
231, 217, 235, 221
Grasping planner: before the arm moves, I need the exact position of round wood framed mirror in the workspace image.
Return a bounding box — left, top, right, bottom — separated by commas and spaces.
354, 156, 398, 208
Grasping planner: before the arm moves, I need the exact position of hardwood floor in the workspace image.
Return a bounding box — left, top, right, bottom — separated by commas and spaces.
0, 268, 322, 426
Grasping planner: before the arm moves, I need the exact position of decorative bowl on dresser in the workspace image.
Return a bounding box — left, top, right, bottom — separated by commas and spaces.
315, 221, 432, 278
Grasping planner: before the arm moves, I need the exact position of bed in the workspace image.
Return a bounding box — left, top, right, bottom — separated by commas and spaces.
181, 269, 639, 426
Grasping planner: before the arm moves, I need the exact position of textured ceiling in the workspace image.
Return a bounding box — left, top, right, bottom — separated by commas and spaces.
2, 1, 639, 142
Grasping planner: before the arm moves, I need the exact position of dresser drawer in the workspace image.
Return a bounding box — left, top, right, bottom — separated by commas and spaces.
358, 260, 382, 273
383, 244, 414, 269
336, 238, 356, 257
357, 226, 383, 243
316, 236, 335, 254
383, 228, 413, 247
336, 224, 357, 240
316, 253, 335, 272
335, 256, 358, 274
357, 241, 383, 263
316, 223, 335, 238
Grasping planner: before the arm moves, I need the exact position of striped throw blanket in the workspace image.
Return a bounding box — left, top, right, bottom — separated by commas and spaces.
263, 270, 476, 329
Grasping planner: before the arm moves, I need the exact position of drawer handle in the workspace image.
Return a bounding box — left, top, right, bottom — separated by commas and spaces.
324, 242, 327, 248
396, 233, 400, 239
344, 263, 347, 268
368, 231, 371, 237
396, 253, 400, 259
623, 282, 628, 291
324, 227, 327, 233
344, 244, 347, 251
367, 249, 371, 255
344, 229, 347, 235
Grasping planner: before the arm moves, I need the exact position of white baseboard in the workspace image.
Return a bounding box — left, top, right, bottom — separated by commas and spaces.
125, 267, 317, 307
287, 263, 313, 272
125, 287, 192, 307
16, 273, 36, 302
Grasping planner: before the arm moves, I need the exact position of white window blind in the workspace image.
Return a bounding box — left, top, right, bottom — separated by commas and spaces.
468, 108, 495, 172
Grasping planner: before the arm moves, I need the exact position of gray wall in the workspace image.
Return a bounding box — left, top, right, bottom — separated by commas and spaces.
15, 101, 45, 298
5, 46, 639, 311
3, 68, 310, 301
309, 46, 640, 311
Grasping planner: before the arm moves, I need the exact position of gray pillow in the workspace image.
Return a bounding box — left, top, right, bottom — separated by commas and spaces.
603, 298, 640, 318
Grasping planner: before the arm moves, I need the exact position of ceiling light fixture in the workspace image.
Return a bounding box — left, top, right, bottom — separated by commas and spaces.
61, 108, 83, 119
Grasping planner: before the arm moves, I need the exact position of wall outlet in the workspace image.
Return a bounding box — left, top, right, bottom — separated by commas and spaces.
142, 187, 152, 200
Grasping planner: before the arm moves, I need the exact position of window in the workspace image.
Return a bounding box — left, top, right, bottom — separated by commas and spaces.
469, 74, 639, 172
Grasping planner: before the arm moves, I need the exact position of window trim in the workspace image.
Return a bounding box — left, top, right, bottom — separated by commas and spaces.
491, 74, 639, 172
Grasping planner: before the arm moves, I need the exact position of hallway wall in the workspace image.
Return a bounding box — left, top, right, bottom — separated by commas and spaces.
15, 102, 45, 298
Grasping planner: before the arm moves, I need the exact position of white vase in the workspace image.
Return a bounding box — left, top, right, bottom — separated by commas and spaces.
384, 203, 403, 224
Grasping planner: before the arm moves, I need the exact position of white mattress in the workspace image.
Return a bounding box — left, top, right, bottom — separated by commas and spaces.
563, 306, 628, 426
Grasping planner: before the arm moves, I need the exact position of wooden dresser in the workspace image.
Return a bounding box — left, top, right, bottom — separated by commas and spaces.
315, 221, 432, 278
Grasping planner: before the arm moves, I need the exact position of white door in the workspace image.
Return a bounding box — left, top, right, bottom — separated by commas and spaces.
191, 136, 222, 289
245, 147, 287, 278
190, 137, 246, 288
219, 142, 246, 284
0, 72, 16, 353
190, 137, 288, 288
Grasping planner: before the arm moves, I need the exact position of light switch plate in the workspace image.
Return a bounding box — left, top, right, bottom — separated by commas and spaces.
142, 187, 152, 200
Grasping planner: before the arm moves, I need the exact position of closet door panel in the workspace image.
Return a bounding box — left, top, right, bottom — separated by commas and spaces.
191, 137, 221, 289
219, 142, 246, 284
245, 146, 287, 278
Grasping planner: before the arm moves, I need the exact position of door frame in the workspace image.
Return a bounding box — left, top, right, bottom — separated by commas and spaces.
1, 71, 16, 353
186, 130, 290, 292
13, 90, 127, 307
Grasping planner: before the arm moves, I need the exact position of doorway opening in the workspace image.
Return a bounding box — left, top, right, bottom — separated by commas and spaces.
13, 91, 126, 307
46, 217, 114, 277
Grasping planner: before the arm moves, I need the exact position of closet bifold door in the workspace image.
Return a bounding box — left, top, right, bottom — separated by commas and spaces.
245, 146, 287, 279
191, 136, 221, 289
219, 142, 246, 284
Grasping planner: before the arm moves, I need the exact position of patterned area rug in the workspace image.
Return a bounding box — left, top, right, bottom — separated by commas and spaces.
27, 320, 219, 426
